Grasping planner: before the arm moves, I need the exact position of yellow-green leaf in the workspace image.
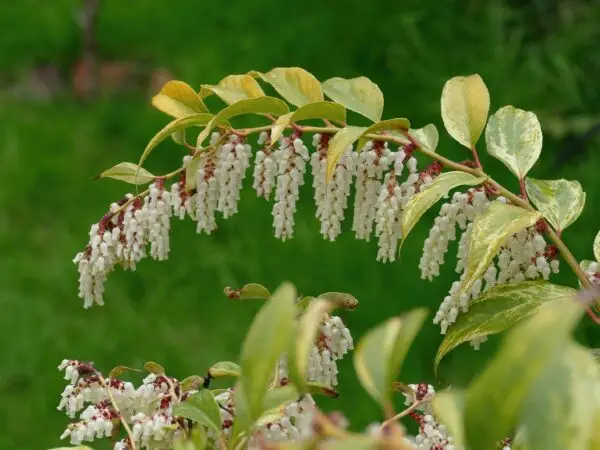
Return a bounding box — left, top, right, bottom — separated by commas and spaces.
293, 298, 333, 389
325, 126, 367, 181
98, 162, 155, 185
316, 292, 359, 311
306, 381, 339, 398
262, 385, 299, 412
180, 375, 205, 392
464, 297, 583, 450
270, 101, 346, 144
517, 342, 600, 450
208, 361, 241, 378
322, 76, 384, 122
325, 119, 410, 182
356, 118, 411, 151
353, 309, 427, 406
401, 171, 486, 244
485, 105, 543, 179
138, 113, 214, 173
320, 436, 378, 450
200, 74, 265, 105
152, 80, 208, 118
456, 201, 541, 299
411, 123, 439, 152
441, 74, 490, 148
108, 365, 140, 379
144, 361, 165, 375
196, 96, 289, 146
435, 281, 577, 371
432, 390, 466, 449
239, 282, 297, 419
525, 178, 585, 232
253, 67, 323, 107
237, 283, 271, 300
594, 230, 600, 262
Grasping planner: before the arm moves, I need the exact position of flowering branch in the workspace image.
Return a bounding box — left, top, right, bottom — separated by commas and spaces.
97, 372, 137, 450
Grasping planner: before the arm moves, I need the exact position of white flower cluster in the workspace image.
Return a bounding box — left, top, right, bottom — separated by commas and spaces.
253, 131, 278, 199
57, 360, 185, 449
214, 389, 316, 448
311, 134, 356, 241
352, 141, 394, 241
272, 135, 310, 241
307, 315, 353, 386
582, 260, 600, 285
420, 189, 490, 280
74, 181, 172, 308
426, 196, 561, 337
374, 150, 423, 262
216, 134, 252, 218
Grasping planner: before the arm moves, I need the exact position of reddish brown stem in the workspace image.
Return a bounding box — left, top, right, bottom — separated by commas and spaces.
471, 145, 483, 169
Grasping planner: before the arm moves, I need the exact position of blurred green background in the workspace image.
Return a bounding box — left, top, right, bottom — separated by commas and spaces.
1, 1, 600, 448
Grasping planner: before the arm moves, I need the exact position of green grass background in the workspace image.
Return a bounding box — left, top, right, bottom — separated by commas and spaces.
1, 1, 600, 448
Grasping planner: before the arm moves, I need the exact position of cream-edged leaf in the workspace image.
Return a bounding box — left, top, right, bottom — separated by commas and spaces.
99, 162, 155, 185
253, 67, 323, 107
457, 201, 541, 298
441, 74, 490, 148
432, 390, 466, 448
152, 80, 208, 117
322, 76, 384, 122
196, 96, 289, 146
435, 281, 577, 371
485, 105, 543, 179
355, 118, 411, 150
517, 342, 600, 450
411, 123, 439, 152
401, 171, 486, 244
464, 297, 583, 450
325, 126, 367, 181
138, 113, 214, 173
270, 101, 346, 144
594, 230, 600, 262
354, 309, 427, 406
525, 178, 585, 232
200, 74, 265, 105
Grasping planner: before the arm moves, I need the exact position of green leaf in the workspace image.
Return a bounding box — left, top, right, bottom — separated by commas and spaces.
196, 96, 289, 146
152, 80, 208, 118
441, 74, 490, 148
98, 162, 155, 185
316, 292, 359, 311
291, 298, 333, 390
594, 230, 600, 262
200, 74, 265, 105
485, 105, 543, 179
353, 309, 427, 406
239, 283, 271, 300
174, 393, 221, 434
239, 282, 297, 419
107, 365, 140, 378
456, 201, 541, 299
517, 342, 600, 450
262, 385, 299, 412
307, 381, 339, 398
180, 375, 205, 392
252, 67, 323, 107
296, 296, 315, 312
464, 296, 583, 450
525, 178, 586, 232
411, 123, 439, 152
401, 171, 487, 244
209, 361, 241, 378
322, 76, 384, 122
325, 119, 410, 181
270, 101, 346, 144
435, 281, 577, 371
432, 390, 466, 449
144, 361, 165, 375
138, 113, 214, 173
